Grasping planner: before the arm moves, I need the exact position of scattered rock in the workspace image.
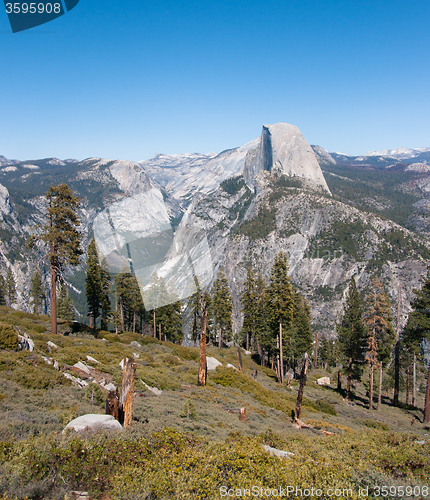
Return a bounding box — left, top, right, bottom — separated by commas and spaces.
63, 414, 122, 433
132, 352, 140, 358
47, 341, 58, 349
226, 363, 238, 370
73, 361, 91, 375
64, 372, 88, 388
244, 350, 251, 355
262, 445, 295, 459
86, 355, 100, 364
140, 379, 162, 396
206, 356, 222, 371
130, 341, 142, 349
316, 377, 330, 386
17, 333, 34, 352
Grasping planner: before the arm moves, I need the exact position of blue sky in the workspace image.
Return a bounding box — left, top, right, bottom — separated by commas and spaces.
0, 0, 429, 161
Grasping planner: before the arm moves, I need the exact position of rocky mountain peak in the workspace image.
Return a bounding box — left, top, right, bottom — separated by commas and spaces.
243, 123, 331, 194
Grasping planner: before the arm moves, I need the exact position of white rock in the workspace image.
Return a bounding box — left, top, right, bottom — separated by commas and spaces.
206, 356, 222, 371
132, 352, 140, 358
140, 379, 162, 396
73, 361, 91, 375
316, 377, 330, 386
262, 445, 295, 459
47, 341, 58, 349
86, 355, 100, 364
244, 350, 251, 355
64, 372, 88, 388
226, 363, 238, 370
63, 414, 122, 433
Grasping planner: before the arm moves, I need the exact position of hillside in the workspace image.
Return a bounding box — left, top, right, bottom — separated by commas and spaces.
0, 309, 429, 498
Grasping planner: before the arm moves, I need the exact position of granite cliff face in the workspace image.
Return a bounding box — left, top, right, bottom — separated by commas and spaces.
244, 124, 331, 194
181, 171, 428, 337
0, 124, 429, 337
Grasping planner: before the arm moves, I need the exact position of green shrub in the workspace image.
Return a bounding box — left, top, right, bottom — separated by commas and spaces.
171, 345, 199, 361
314, 398, 337, 416
358, 419, 391, 431
0, 324, 18, 350
84, 383, 105, 407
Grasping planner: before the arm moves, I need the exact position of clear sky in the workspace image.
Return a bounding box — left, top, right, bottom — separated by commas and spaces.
0, 0, 429, 162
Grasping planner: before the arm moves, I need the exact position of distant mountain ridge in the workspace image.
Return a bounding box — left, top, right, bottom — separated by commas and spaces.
0, 124, 429, 339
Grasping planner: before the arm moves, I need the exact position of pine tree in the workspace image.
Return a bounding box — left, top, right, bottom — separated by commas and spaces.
241, 267, 256, 352
363, 276, 395, 410
85, 238, 102, 328
336, 276, 367, 401
254, 272, 271, 366
57, 283, 75, 321
5, 267, 16, 307
291, 290, 313, 362
266, 252, 294, 383
99, 259, 112, 330
115, 269, 145, 332
28, 183, 82, 334
0, 275, 5, 306
30, 269, 45, 315
211, 267, 233, 349
404, 267, 430, 423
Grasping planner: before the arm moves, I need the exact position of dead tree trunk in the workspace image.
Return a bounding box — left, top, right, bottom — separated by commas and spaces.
106, 389, 120, 421
237, 347, 243, 373
377, 364, 383, 411
369, 364, 374, 411
294, 353, 309, 422
120, 357, 136, 427
153, 310, 156, 338
337, 370, 342, 391
197, 294, 207, 387
239, 407, 246, 421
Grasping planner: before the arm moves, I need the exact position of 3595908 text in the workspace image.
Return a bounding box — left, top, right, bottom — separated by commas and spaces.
5, 3, 61, 14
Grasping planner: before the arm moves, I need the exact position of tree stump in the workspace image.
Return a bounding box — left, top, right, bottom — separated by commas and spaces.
239, 407, 246, 421
120, 357, 136, 427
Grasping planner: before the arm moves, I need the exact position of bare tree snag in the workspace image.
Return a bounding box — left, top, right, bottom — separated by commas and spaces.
377, 364, 383, 411
424, 362, 430, 424
120, 357, 136, 427
197, 294, 207, 386
239, 407, 246, 421
294, 353, 309, 422
237, 347, 243, 373
337, 370, 342, 391
106, 389, 120, 421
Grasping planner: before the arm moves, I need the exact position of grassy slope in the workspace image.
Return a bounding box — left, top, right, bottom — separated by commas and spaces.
1, 308, 430, 499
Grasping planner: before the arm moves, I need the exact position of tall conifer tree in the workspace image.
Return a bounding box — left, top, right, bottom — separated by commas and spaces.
336, 276, 367, 400
6, 267, 16, 307
29, 183, 82, 334
267, 252, 294, 383
241, 267, 256, 352
85, 238, 102, 328
0, 275, 5, 306
211, 267, 232, 349
30, 269, 45, 315
57, 283, 75, 321
363, 276, 395, 410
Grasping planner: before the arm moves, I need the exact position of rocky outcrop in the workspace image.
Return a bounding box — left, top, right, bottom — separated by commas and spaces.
0, 183, 12, 216
243, 124, 331, 193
